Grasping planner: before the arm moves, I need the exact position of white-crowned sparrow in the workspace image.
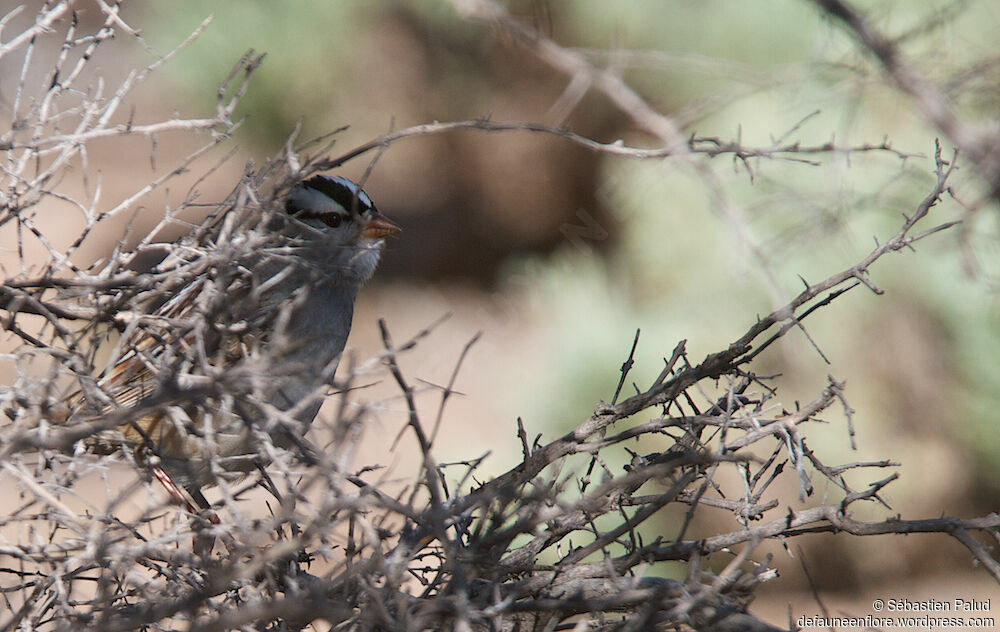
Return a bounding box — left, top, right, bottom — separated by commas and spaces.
75, 175, 400, 509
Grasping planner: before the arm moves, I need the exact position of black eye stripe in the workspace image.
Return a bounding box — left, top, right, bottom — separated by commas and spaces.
293, 209, 349, 226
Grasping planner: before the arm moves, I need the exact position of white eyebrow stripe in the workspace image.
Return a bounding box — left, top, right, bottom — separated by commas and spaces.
327, 176, 374, 212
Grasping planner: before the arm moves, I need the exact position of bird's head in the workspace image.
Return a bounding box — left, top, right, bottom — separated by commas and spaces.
283, 175, 400, 283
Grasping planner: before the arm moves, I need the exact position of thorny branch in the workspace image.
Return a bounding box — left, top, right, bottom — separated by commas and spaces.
3, 142, 977, 631
812, 0, 1000, 202
319, 118, 919, 171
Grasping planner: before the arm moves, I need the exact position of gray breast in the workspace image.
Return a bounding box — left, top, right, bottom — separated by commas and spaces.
257, 279, 357, 422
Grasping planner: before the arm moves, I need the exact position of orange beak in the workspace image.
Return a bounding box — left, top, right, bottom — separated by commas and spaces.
362, 211, 401, 240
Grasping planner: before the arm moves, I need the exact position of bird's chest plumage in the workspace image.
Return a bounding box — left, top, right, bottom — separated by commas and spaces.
263, 280, 357, 407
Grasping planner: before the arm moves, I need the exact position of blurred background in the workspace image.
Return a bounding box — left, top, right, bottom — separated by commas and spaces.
2, 0, 999, 623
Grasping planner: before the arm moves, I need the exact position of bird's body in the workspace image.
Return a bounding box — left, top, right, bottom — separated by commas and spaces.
74, 175, 399, 503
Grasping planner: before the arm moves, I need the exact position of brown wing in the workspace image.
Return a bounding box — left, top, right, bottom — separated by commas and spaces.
79, 272, 255, 462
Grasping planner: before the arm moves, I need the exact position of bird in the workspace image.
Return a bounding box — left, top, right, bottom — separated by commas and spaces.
70, 174, 400, 512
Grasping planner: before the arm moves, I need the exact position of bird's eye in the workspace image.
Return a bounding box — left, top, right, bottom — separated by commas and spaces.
322, 214, 345, 228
